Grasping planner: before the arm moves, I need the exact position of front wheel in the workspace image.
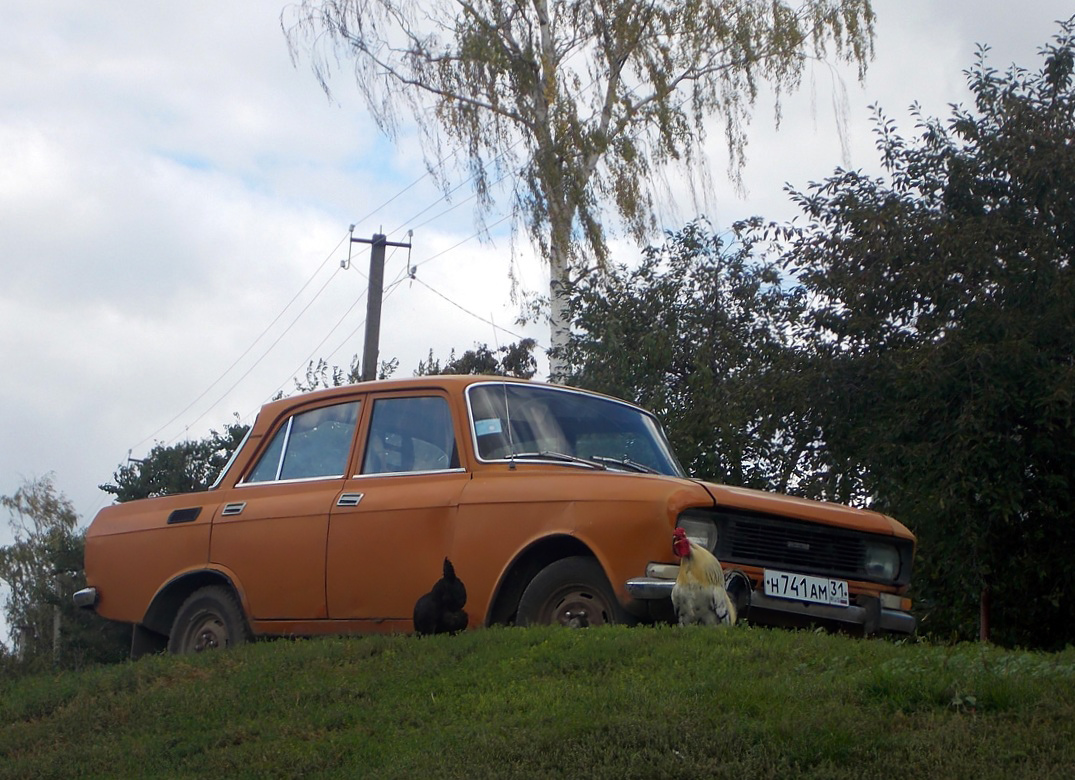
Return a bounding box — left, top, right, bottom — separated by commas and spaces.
168, 585, 250, 654
516, 557, 631, 627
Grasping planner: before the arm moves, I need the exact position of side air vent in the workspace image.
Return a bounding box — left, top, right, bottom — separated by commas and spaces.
221, 502, 247, 517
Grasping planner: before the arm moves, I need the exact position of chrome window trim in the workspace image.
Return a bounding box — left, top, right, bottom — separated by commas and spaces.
351, 466, 467, 479
239, 400, 362, 486
209, 424, 254, 490
273, 417, 295, 481
236, 473, 348, 488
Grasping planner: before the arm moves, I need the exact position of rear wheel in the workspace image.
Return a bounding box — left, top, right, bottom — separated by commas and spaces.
516, 557, 630, 627
167, 586, 250, 654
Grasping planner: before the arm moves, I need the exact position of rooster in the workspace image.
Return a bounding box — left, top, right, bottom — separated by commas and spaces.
671, 527, 736, 627
413, 558, 469, 635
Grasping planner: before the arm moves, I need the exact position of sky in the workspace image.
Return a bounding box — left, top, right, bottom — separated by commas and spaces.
1, 2, 1071, 641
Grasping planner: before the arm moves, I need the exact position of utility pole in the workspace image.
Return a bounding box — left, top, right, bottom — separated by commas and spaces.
348, 228, 412, 381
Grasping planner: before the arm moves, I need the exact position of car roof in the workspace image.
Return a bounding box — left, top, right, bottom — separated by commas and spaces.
253, 374, 637, 420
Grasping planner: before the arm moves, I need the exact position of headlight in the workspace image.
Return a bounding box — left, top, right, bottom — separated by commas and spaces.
677, 511, 718, 552
864, 542, 900, 581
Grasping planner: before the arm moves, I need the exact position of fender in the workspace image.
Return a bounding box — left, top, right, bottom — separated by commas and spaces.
141, 564, 248, 636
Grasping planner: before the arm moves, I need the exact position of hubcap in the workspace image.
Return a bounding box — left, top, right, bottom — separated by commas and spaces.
547, 587, 611, 627
189, 615, 227, 652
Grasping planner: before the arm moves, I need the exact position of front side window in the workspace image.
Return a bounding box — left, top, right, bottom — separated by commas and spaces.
245, 401, 361, 483
361, 396, 458, 475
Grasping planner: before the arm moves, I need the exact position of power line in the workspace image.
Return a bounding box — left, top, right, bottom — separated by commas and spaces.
164, 265, 344, 445
410, 276, 541, 348
269, 285, 371, 402
132, 153, 512, 449
325, 274, 409, 372
154, 213, 531, 444
269, 237, 415, 397
353, 146, 463, 229
377, 208, 518, 316
133, 48, 647, 449
130, 232, 349, 451
387, 175, 479, 238
413, 211, 515, 272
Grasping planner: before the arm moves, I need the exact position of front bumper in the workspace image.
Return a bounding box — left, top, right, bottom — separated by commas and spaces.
625, 575, 916, 635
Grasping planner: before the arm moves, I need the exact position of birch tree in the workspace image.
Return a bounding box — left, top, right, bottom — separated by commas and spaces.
284, 0, 875, 377
0, 476, 128, 669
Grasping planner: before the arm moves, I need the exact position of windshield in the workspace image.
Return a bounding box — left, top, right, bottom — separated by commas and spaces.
466, 383, 685, 477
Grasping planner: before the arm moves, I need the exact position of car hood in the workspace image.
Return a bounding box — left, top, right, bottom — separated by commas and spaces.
694, 480, 914, 540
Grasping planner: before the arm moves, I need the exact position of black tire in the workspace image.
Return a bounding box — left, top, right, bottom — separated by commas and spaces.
516, 556, 631, 627
167, 585, 250, 654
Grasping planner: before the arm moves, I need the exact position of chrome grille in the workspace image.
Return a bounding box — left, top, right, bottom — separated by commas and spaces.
710, 511, 909, 585
729, 521, 864, 571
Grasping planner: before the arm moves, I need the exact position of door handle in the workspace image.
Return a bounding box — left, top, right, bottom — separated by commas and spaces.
336, 493, 364, 507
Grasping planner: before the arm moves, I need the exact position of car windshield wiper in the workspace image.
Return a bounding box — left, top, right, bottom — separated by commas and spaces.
509, 451, 607, 470
589, 455, 660, 474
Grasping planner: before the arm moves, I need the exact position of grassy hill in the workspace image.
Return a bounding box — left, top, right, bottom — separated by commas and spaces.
2, 625, 1074, 778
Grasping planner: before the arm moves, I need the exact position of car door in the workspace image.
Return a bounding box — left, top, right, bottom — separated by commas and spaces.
210, 398, 362, 620
326, 391, 468, 622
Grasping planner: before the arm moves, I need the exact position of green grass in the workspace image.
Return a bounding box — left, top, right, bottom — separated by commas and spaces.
2, 626, 1074, 778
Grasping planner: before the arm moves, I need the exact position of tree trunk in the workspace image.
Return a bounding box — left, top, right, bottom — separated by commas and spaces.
546, 196, 573, 382
547, 251, 570, 382
979, 580, 991, 642
52, 604, 61, 665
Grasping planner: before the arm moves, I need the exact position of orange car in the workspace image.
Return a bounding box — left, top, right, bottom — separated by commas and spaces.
76, 376, 916, 655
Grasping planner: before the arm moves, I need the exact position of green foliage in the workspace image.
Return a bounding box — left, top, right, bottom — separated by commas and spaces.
2, 628, 1074, 778
100, 421, 250, 503
762, 18, 1075, 648
415, 339, 538, 379
292, 355, 364, 393
0, 476, 128, 674
289, 355, 400, 395
562, 220, 837, 495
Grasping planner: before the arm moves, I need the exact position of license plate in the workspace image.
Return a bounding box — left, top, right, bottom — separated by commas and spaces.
763, 569, 849, 607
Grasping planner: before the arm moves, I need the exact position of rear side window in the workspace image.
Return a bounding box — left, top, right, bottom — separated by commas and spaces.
245, 401, 361, 483
362, 396, 458, 475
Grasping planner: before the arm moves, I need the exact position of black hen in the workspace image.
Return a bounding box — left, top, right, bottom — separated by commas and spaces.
413, 558, 468, 635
